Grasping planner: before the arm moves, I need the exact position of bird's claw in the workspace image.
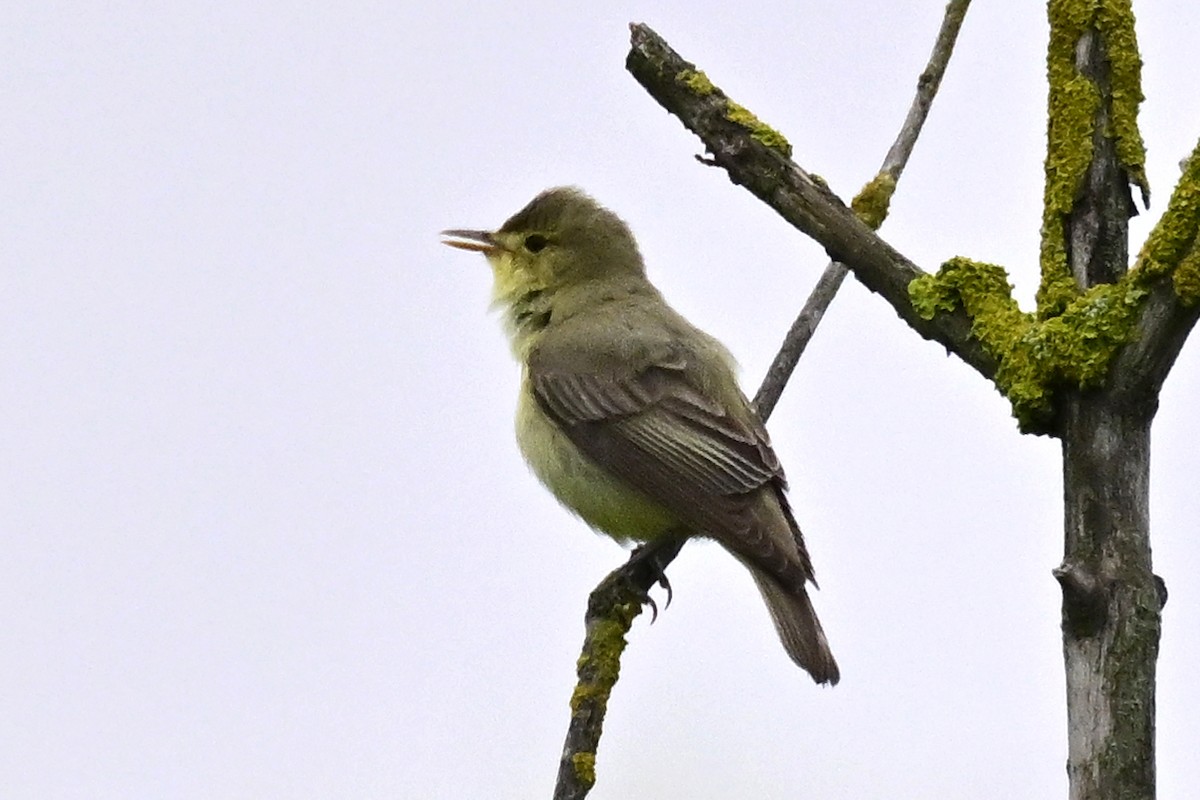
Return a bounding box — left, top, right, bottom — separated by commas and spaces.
628, 541, 679, 623
655, 570, 672, 611
644, 593, 660, 623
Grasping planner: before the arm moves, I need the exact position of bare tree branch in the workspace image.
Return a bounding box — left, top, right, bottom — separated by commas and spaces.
753, 262, 848, 418
879, 0, 972, 178
552, 6, 976, 797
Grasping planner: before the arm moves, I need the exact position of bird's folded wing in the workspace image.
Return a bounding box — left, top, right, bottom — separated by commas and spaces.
533, 364, 778, 489
529, 358, 815, 587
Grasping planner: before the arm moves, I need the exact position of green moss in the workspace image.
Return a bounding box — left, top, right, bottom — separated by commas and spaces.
724, 102, 793, 157
571, 753, 597, 788
911, 258, 1009, 322
1043, 282, 1149, 389
911, 259, 1045, 425
1133, 138, 1200, 306
1040, 13, 1097, 316
1173, 245, 1200, 306
1036, 229, 1078, 318
1044, 75, 1098, 219
1136, 144, 1200, 278
905, 9, 1194, 434
568, 602, 639, 713
1097, 0, 1149, 201
1038, 0, 1149, 314
677, 68, 716, 96
910, 257, 1151, 431
560, 598, 642, 790
1040, 23, 1097, 316
914, 138, 1200, 429
850, 172, 896, 231
1044, 0, 1096, 214
675, 68, 792, 157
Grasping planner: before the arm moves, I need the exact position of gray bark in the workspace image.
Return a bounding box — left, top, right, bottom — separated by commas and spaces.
1054, 27, 1163, 800
1057, 397, 1161, 800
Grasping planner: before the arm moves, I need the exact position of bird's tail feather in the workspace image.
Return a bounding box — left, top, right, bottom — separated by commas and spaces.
749, 569, 840, 685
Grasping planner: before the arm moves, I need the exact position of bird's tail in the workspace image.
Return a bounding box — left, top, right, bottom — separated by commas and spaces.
749, 569, 840, 685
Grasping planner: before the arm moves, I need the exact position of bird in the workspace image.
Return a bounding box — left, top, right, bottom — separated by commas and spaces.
442, 187, 838, 685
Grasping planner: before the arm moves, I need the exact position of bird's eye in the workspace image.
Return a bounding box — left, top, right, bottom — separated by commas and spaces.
524, 234, 549, 253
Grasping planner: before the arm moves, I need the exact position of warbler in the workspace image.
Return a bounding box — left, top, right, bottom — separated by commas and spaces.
442, 187, 838, 684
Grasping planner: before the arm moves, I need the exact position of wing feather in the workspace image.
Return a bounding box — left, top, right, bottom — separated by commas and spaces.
528, 353, 815, 588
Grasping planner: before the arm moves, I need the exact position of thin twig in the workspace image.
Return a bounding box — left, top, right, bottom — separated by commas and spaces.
553, 5, 973, 798
881, 0, 972, 177
752, 263, 849, 418
754, 0, 971, 418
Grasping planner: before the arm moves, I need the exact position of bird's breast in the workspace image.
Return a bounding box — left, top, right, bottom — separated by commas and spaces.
515, 379, 679, 542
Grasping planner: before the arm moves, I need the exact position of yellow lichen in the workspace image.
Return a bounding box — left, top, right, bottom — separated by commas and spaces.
905, 7, 1193, 434
1133, 137, 1200, 305
568, 603, 638, 713
675, 68, 792, 157
1173, 245, 1200, 306
850, 172, 897, 231
910, 257, 1149, 432
724, 102, 793, 157
1097, 0, 1149, 201
572, 753, 596, 787
677, 68, 716, 96
1038, 0, 1149, 315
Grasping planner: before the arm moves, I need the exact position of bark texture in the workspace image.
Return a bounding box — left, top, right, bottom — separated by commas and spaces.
1055, 19, 1163, 799
1058, 398, 1161, 800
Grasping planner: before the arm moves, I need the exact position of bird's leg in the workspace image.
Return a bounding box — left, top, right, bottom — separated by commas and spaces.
590, 536, 686, 623
628, 539, 680, 611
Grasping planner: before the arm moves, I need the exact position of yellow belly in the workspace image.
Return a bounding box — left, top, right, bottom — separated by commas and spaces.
515, 384, 679, 542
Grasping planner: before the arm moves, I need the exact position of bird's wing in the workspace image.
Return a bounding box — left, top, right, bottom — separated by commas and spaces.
528, 348, 815, 587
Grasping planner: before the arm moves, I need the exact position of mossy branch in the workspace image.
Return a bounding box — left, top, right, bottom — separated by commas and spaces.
910, 256, 1159, 434
624, 22, 998, 386
1040, 0, 1148, 314
552, 539, 683, 800
1109, 138, 1200, 402
900, 2, 1200, 435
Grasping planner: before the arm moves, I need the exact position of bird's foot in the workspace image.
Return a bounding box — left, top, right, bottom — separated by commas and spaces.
591, 537, 684, 622
588, 537, 685, 622
626, 542, 676, 621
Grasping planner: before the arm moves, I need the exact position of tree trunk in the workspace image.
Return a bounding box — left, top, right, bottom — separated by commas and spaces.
1052, 14, 1165, 796
1058, 395, 1162, 799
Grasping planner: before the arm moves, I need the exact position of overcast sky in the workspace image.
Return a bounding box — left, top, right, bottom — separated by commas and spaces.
3, 2, 1198, 798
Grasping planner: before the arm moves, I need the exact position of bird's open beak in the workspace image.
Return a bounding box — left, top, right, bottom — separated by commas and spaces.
440, 229, 499, 254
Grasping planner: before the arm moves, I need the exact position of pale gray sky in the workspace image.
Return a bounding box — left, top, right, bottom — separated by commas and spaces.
2, 2, 1197, 798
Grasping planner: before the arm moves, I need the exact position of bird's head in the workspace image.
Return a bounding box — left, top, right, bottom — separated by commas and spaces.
442, 187, 646, 308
